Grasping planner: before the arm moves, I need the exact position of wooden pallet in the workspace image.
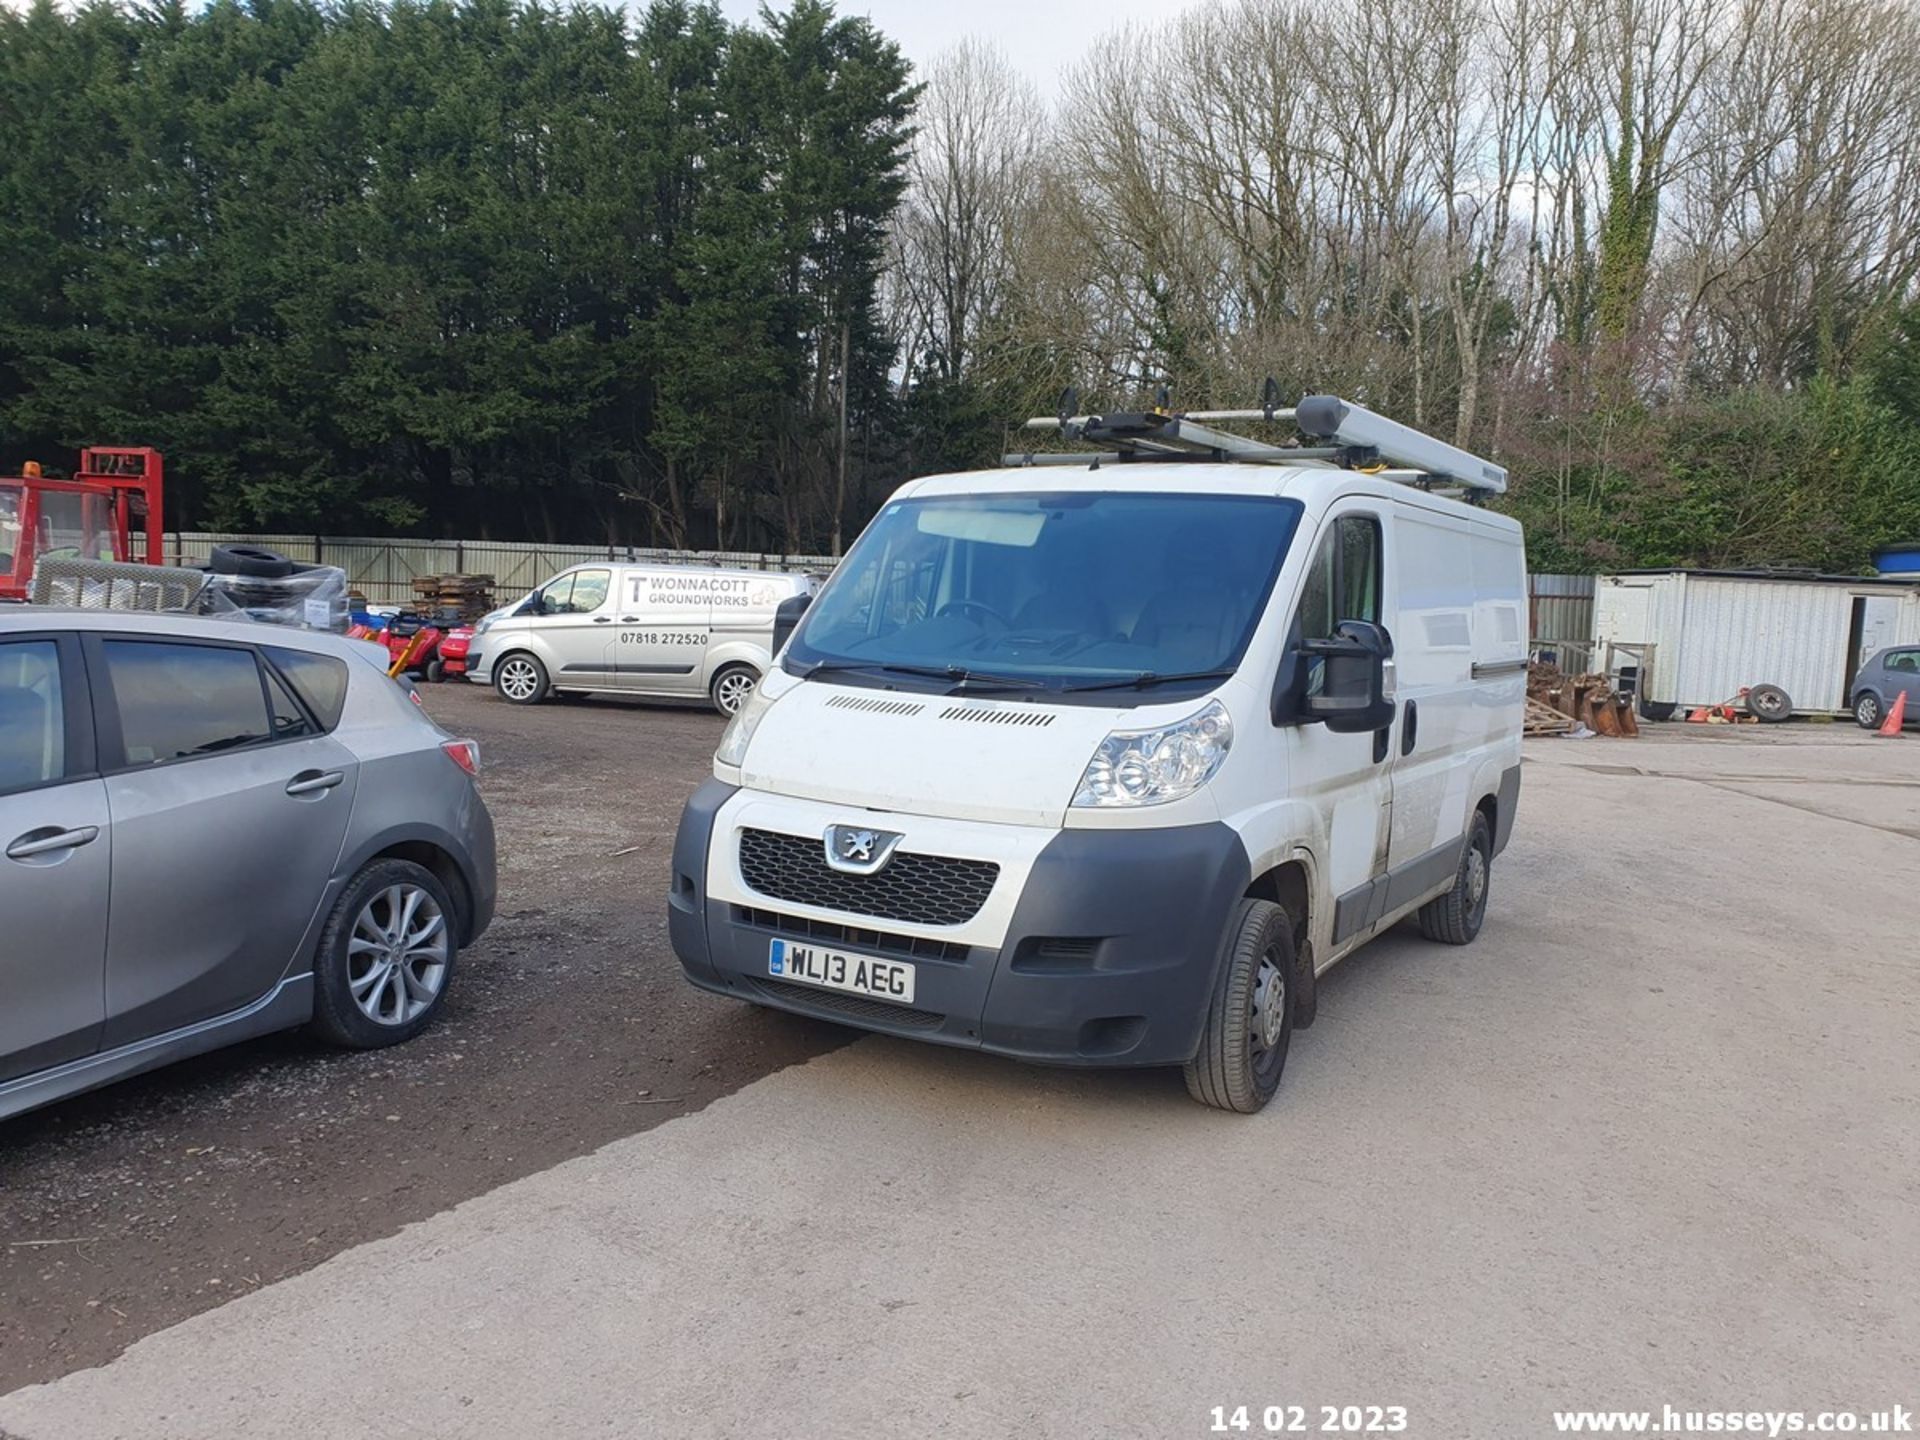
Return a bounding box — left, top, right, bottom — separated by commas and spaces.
1525, 696, 1575, 736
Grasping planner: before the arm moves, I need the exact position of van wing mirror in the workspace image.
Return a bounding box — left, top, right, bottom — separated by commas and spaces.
1274, 619, 1395, 733
772, 591, 813, 655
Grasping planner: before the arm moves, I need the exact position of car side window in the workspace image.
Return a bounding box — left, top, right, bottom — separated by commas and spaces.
1889, 651, 1919, 673
264, 647, 350, 730
103, 640, 276, 767
0, 639, 65, 796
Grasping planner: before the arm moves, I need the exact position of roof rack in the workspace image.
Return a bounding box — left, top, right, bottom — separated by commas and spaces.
1003, 381, 1507, 496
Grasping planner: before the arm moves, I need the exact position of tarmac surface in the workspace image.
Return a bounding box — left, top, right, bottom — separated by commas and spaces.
2, 709, 1915, 1438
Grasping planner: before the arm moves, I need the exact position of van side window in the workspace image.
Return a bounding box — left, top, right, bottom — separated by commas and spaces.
567, 569, 611, 613
1299, 515, 1381, 641
1297, 515, 1381, 695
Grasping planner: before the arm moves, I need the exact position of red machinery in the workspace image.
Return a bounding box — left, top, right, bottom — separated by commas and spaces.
0, 447, 165, 602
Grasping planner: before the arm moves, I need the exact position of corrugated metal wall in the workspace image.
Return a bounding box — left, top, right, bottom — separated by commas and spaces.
1528, 573, 1594, 667
135, 533, 837, 603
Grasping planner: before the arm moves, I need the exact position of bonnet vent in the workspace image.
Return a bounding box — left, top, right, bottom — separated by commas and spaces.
939, 705, 1055, 727
823, 693, 926, 717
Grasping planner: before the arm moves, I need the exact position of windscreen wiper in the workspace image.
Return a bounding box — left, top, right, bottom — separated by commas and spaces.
1060, 667, 1239, 693
796, 659, 1048, 692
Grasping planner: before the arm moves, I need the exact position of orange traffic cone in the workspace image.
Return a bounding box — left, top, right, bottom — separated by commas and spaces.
1878, 690, 1908, 737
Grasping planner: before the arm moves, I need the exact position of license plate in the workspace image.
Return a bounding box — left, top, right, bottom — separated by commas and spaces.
768, 938, 916, 1005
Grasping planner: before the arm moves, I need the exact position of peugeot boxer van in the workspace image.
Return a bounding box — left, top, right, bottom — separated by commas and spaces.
667, 396, 1526, 1111
468, 563, 817, 715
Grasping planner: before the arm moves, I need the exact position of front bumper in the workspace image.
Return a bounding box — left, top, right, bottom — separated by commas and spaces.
668, 780, 1251, 1067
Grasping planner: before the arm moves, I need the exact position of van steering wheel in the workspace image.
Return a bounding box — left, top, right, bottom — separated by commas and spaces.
936, 599, 1012, 630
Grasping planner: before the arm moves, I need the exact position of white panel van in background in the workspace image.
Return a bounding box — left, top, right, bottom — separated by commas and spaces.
666, 394, 1528, 1113
467, 564, 818, 715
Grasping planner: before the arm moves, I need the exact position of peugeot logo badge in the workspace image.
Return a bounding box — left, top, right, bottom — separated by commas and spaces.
824, 823, 905, 875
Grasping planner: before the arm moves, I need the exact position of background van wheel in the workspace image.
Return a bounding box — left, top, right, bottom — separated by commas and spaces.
1184, 898, 1293, 1114
1854, 692, 1882, 729
309, 859, 459, 1049
1419, 812, 1492, 945
709, 663, 759, 717
494, 652, 548, 704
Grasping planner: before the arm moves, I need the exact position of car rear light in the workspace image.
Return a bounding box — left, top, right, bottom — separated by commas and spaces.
442, 739, 481, 776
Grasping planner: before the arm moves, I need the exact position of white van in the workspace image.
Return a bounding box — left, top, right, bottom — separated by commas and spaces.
468, 563, 817, 715
667, 396, 1526, 1111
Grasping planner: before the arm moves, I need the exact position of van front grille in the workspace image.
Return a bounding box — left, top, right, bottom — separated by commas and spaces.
736, 828, 998, 927
732, 906, 971, 963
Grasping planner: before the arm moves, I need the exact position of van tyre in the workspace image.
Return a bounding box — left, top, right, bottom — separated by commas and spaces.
710, 663, 759, 717
494, 652, 549, 705
1419, 812, 1492, 945
309, 859, 459, 1049
1183, 898, 1293, 1114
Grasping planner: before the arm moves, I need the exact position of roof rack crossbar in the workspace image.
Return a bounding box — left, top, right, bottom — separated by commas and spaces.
1013, 390, 1507, 495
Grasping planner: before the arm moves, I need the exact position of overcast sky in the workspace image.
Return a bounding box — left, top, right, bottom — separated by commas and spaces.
716, 0, 1179, 97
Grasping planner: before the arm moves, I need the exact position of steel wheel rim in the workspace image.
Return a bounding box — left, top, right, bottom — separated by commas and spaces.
347, 884, 450, 1026
1752, 689, 1787, 718
715, 671, 755, 714
1466, 845, 1489, 909
498, 658, 538, 701
1250, 950, 1287, 1073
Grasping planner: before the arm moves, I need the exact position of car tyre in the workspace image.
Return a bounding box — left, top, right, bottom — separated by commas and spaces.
1418, 811, 1492, 945
1183, 898, 1293, 1114
494, 652, 549, 705
309, 859, 459, 1049
710, 663, 759, 717
1853, 691, 1882, 729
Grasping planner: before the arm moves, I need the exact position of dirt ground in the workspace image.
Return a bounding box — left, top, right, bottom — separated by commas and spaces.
0, 682, 846, 1393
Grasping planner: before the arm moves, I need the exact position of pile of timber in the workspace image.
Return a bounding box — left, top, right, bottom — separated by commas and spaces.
1526, 661, 1639, 738
411, 573, 495, 621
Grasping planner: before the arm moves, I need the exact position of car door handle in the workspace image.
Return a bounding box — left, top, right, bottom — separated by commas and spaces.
286, 770, 345, 797
1402, 699, 1419, 756
6, 825, 100, 860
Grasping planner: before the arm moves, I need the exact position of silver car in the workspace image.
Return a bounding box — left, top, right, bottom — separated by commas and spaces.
0, 609, 496, 1120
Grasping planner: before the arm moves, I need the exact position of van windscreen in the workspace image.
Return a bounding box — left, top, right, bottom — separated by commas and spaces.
786, 492, 1304, 696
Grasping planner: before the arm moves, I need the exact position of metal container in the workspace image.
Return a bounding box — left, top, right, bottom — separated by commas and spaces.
1591, 570, 1920, 717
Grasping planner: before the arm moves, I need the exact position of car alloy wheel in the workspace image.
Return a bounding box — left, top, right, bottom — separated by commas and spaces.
1855, 693, 1880, 729
348, 884, 450, 1026
498, 657, 541, 702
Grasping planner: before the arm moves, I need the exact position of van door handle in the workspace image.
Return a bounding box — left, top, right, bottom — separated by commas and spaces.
620, 616, 639, 623
593, 616, 612, 624
6, 825, 100, 860
286, 770, 345, 797
1402, 699, 1419, 756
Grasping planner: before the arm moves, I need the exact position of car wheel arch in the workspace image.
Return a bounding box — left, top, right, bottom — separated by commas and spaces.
340, 829, 480, 945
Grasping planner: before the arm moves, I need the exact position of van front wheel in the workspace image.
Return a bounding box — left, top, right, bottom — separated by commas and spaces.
1418, 812, 1492, 945
494, 653, 549, 705
1183, 898, 1293, 1114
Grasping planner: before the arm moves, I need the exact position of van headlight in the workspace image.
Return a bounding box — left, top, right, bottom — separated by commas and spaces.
715, 683, 772, 768
1072, 700, 1233, 808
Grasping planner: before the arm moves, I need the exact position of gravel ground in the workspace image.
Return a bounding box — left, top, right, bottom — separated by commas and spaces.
0, 682, 846, 1393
